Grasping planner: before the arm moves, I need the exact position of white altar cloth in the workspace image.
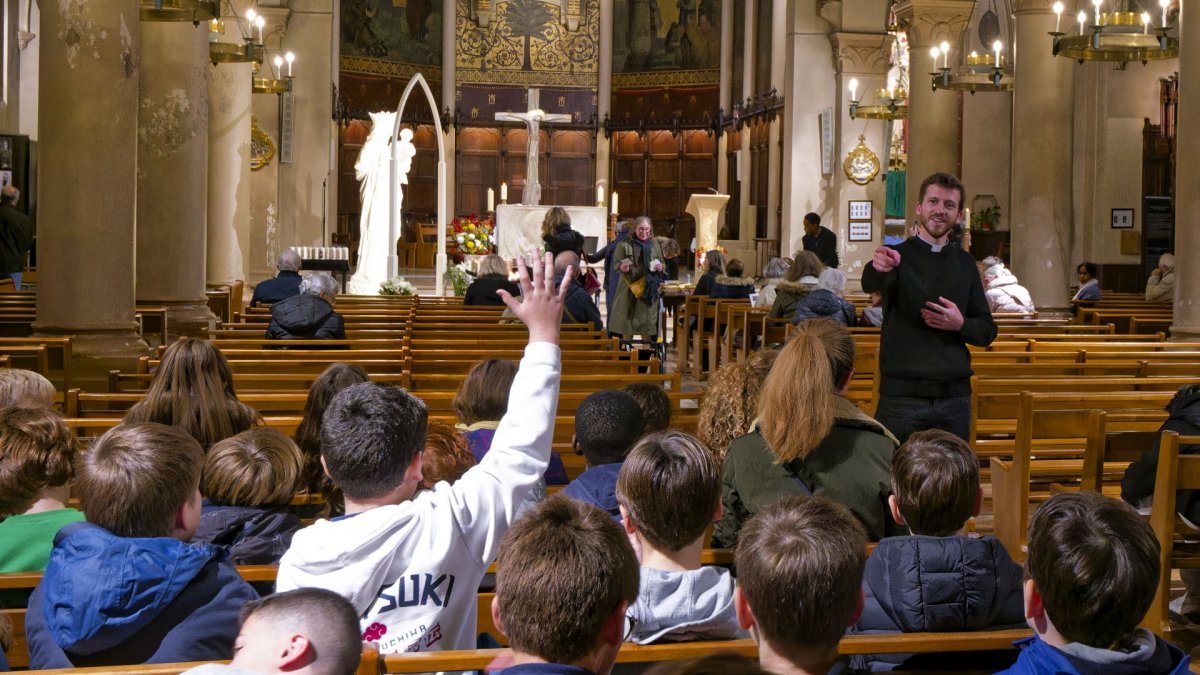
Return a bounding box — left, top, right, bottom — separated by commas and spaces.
496, 205, 608, 260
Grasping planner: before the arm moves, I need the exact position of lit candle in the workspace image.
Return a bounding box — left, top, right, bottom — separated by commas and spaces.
993, 40, 1002, 68
500, 183, 507, 201
1078, 10, 1087, 34
273, 55, 283, 78
1092, 0, 1102, 27
285, 51, 294, 77
930, 46, 940, 69
245, 8, 256, 24
964, 207, 971, 230
848, 78, 858, 101
611, 191, 619, 215
487, 188, 495, 212
1142, 11, 1151, 33
1053, 2, 1064, 32
255, 15, 265, 43
596, 186, 604, 207
1161, 0, 1169, 28
940, 41, 950, 69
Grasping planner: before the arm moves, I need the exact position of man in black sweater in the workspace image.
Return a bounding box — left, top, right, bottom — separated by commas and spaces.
861, 173, 996, 442
801, 212, 839, 269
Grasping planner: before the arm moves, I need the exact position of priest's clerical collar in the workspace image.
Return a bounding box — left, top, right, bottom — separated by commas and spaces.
914, 229, 946, 252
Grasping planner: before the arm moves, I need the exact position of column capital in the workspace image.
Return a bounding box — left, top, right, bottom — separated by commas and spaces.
829, 32, 893, 76
893, 0, 973, 48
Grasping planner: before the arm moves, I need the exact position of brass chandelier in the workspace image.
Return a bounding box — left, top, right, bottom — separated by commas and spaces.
1049, 0, 1178, 63
848, 79, 908, 120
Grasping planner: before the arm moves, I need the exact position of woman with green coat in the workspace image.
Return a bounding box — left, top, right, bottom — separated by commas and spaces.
608, 216, 666, 338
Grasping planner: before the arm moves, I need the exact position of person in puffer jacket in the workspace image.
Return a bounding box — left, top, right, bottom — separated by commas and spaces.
25, 424, 258, 669
792, 267, 857, 326
849, 430, 1023, 671
709, 258, 756, 300
265, 272, 345, 343
997, 492, 1190, 675
982, 257, 1036, 314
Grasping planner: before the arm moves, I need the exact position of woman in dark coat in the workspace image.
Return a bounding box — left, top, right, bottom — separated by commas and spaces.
541, 206, 585, 257
464, 254, 520, 306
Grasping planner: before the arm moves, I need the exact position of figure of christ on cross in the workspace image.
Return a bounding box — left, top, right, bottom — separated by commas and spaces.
494, 89, 571, 206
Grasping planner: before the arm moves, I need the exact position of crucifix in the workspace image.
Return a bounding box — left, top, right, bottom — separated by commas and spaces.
495, 89, 571, 206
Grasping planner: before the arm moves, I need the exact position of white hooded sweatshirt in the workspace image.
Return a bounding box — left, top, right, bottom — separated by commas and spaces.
275, 343, 561, 654
984, 265, 1035, 314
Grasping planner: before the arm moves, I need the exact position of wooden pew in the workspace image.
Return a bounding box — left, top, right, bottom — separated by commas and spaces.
1144, 431, 1200, 636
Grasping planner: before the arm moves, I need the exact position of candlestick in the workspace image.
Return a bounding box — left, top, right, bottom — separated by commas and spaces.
500, 182, 508, 202
245, 8, 256, 24
273, 55, 283, 78
964, 207, 971, 230
611, 191, 619, 216
1053, 1, 1063, 32
487, 188, 495, 212
596, 185, 604, 207
1160, 0, 1169, 28
1077, 10, 1086, 34
848, 78, 858, 101
930, 46, 939, 70
255, 15, 264, 43
1142, 11, 1151, 33
939, 41, 950, 69
993, 40, 1002, 69
285, 51, 294, 77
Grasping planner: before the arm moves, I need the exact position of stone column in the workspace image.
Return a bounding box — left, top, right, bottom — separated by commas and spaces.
1172, 2, 1200, 339
441, 0, 456, 229
738, 0, 755, 244
1010, 1, 1074, 308
136, 22, 217, 338
715, 0, 733, 197
207, 21, 252, 285
765, 0, 786, 241
894, 0, 972, 216
34, 0, 149, 385
595, 0, 613, 204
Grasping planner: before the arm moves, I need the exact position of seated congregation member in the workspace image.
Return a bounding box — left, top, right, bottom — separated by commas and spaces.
791, 267, 857, 326
275, 255, 569, 655
693, 250, 725, 296
184, 588, 362, 675
562, 389, 645, 519
624, 382, 671, 434
193, 427, 304, 566
418, 421, 476, 491
293, 363, 369, 518
26, 423, 258, 668
710, 258, 756, 299
454, 357, 568, 486
491, 495, 638, 675
850, 430, 1023, 672
0, 368, 55, 409
982, 257, 1036, 314
617, 431, 744, 644
124, 337, 259, 451
0, 409, 85, 601
1071, 261, 1101, 302
543, 206, 586, 257
754, 256, 790, 309
251, 249, 304, 307
1001, 492, 1189, 674
734, 496, 868, 675
769, 251, 822, 319
861, 292, 883, 328
1145, 252, 1176, 302
555, 250, 604, 331
714, 320, 898, 546
465, 254, 520, 307
266, 272, 346, 342
696, 349, 778, 462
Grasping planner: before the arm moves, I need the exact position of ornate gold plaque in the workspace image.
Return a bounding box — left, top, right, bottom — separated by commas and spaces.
250, 114, 275, 172
843, 134, 880, 186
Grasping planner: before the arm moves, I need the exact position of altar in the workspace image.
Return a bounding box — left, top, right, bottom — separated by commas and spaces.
496, 204, 609, 260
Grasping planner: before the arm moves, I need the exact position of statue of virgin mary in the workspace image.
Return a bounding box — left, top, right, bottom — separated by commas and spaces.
347, 112, 417, 294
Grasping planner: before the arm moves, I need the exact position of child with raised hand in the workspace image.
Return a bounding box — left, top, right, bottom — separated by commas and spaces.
276, 252, 570, 655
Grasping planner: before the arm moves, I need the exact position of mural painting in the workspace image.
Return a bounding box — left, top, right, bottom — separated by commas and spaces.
341, 0, 443, 77
612, 0, 720, 83
456, 0, 601, 88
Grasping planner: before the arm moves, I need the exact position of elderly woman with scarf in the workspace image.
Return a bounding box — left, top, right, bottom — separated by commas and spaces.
609, 216, 666, 339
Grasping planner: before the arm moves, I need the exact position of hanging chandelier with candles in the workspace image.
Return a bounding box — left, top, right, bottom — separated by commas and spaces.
1049, 0, 1177, 63
253, 52, 296, 94
848, 78, 908, 120
140, 0, 218, 24
927, 0, 1016, 94
209, 6, 266, 65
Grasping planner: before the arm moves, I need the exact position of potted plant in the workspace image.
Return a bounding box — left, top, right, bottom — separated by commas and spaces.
971, 206, 1001, 232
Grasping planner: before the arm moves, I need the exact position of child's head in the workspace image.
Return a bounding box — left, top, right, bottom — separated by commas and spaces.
294, 363, 370, 492
494, 495, 638, 674
419, 421, 475, 490
889, 429, 981, 536
0, 408, 78, 516
725, 258, 745, 278
697, 349, 778, 460
203, 427, 303, 509
574, 390, 644, 466
230, 588, 363, 675
734, 496, 867, 668
321, 382, 428, 503
82, 423, 205, 539
1025, 492, 1159, 649
0, 369, 55, 409
623, 382, 671, 434
453, 358, 518, 425
616, 431, 720, 553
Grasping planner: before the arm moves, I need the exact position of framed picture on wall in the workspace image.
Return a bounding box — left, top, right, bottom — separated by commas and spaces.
848, 200, 872, 221
1111, 208, 1134, 229
848, 221, 872, 242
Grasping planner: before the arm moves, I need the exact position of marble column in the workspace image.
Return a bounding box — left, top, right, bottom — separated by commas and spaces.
136, 22, 217, 338
715, 0, 733, 199
765, 0, 786, 241
207, 21, 252, 285
894, 0, 972, 217
34, 0, 149, 385
595, 0, 613, 207
441, 0, 456, 238
1172, 1, 1200, 339
1010, 1, 1074, 309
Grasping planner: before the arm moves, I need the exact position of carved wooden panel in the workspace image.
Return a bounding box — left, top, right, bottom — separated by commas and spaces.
455, 125, 596, 215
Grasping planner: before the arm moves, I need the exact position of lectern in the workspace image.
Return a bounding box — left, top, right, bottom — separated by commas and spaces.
685, 193, 730, 266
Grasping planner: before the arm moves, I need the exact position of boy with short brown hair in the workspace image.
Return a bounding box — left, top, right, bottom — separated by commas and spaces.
616, 430, 742, 644
25, 423, 257, 668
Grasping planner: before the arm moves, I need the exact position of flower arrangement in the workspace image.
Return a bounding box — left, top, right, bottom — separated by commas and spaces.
379, 276, 418, 296
449, 214, 496, 261
444, 262, 475, 297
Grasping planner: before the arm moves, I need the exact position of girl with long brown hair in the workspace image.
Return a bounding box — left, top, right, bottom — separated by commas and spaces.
712, 319, 898, 546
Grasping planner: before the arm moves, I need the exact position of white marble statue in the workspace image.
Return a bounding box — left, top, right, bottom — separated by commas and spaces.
348, 112, 416, 294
